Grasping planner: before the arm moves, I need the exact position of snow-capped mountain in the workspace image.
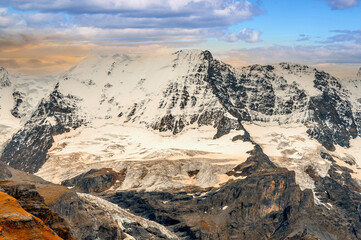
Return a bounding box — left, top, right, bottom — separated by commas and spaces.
0, 67, 57, 153
2, 50, 360, 188
1, 49, 361, 239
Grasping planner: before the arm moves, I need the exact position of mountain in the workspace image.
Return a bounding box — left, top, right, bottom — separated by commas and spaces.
1, 49, 361, 239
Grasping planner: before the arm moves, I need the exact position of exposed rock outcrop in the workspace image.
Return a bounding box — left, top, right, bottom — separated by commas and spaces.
0, 180, 75, 240
0, 191, 63, 240
51, 191, 124, 240
61, 168, 126, 194
0, 67, 11, 87
1, 84, 85, 173
305, 154, 361, 239
11, 90, 25, 118
0, 161, 12, 179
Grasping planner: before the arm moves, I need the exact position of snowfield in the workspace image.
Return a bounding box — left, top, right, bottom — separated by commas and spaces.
37, 121, 254, 190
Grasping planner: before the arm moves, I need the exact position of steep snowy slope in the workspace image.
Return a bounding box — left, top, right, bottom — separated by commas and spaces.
56, 50, 234, 133
0, 68, 57, 152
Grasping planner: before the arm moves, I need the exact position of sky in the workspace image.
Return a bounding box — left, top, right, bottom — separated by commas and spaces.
0, 0, 360, 77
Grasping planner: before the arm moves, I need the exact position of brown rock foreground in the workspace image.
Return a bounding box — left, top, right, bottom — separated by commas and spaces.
0, 191, 63, 240
0, 180, 75, 240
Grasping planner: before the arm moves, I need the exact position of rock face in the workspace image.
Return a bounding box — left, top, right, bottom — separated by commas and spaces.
11, 90, 25, 118
0, 67, 11, 87
306, 153, 361, 238
0, 161, 12, 179
50, 191, 124, 240
0, 180, 75, 240
307, 71, 357, 150
61, 168, 126, 193
205, 60, 359, 150
1, 84, 85, 173
105, 146, 360, 240
0, 167, 173, 240
0, 191, 63, 240
51, 191, 179, 240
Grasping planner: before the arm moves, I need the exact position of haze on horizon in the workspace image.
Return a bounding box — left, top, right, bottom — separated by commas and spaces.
0, 0, 360, 78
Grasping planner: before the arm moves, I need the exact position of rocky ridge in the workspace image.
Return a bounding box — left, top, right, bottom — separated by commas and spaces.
105, 145, 360, 239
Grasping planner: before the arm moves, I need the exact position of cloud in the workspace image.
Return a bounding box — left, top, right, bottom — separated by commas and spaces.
296, 34, 310, 41
0, 33, 93, 75
221, 28, 261, 43
0, 8, 70, 29
219, 43, 361, 66
216, 43, 361, 78
0, 8, 24, 28
0, 1, 264, 48
0, 34, 180, 75
321, 0, 359, 10
324, 29, 361, 43
0, 1, 263, 29
0, 59, 20, 68
0, 34, 39, 51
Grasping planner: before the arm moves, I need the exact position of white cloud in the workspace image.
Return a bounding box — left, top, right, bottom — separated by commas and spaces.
221, 28, 261, 43
1, 0, 263, 28
221, 43, 361, 66
322, 0, 359, 9
324, 29, 361, 43
0, 1, 264, 45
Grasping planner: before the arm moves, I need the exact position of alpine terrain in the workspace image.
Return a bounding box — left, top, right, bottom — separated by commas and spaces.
1, 49, 361, 240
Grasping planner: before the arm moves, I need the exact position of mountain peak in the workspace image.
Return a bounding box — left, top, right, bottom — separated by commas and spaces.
173, 49, 213, 61
0, 67, 11, 87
